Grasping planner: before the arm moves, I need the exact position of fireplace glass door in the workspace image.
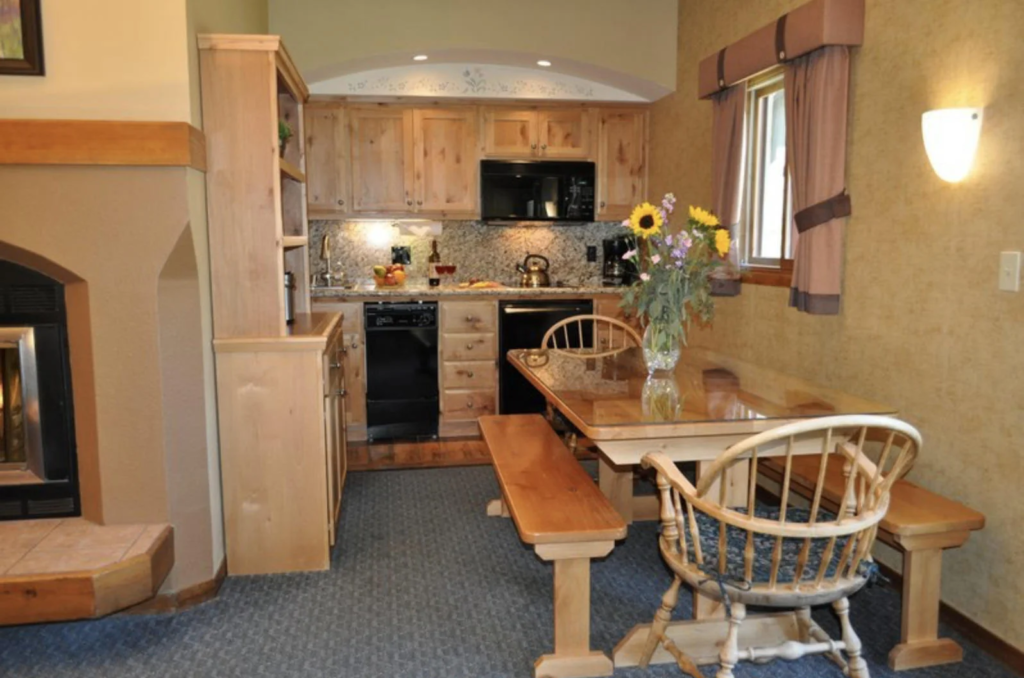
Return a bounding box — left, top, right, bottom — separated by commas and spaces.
0, 328, 41, 473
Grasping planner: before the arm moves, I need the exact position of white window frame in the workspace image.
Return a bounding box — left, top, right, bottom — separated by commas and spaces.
741, 69, 794, 271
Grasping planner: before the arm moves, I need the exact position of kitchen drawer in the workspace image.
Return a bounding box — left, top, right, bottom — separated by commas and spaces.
442, 333, 497, 362
443, 361, 496, 390
441, 301, 497, 333
443, 389, 496, 421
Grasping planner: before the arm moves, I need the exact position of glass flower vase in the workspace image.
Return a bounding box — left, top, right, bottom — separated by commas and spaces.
642, 320, 682, 373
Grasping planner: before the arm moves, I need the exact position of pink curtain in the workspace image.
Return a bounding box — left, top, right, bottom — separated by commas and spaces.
785, 46, 852, 315
710, 84, 746, 296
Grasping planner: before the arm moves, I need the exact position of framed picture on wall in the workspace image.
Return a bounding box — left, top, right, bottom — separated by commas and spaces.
0, 0, 44, 76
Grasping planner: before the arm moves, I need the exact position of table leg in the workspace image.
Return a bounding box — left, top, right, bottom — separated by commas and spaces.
598, 458, 633, 523
534, 543, 615, 678
888, 545, 963, 670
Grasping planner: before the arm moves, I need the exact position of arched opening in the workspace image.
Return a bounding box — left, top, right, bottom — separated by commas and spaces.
156, 224, 214, 590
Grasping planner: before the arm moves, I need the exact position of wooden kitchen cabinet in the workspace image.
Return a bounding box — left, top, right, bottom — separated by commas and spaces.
482, 108, 537, 157
413, 108, 479, 217
304, 103, 350, 218
438, 299, 499, 437
349, 106, 414, 213
482, 107, 592, 159
213, 313, 346, 575
311, 301, 368, 442
596, 109, 648, 220
538, 109, 592, 159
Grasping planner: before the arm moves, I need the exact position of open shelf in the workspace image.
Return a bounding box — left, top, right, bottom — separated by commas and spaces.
282, 235, 308, 250
280, 158, 306, 183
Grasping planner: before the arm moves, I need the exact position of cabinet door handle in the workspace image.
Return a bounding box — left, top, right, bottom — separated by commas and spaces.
332, 388, 347, 397
406, 199, 413, 206
541, 144, 547, 150
416, 200, 423, 206
465, 343, 475, 350
337, 199, 345, 205
466, 398, 474, 408
464, 315, 478, 322
600, 201, 606, 208
330, 361, 342, 369
466, 370, 475, 378
530, 143, 537, 150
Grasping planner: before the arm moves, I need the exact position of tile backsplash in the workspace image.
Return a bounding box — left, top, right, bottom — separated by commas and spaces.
308, 220, 627, 286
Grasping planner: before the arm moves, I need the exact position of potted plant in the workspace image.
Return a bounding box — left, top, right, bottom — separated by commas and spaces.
619, 193, 731, 373
278, 120, 293, 158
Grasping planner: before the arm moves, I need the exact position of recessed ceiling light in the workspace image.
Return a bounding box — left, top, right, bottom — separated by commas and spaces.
413, 55, 428, 61
537, 60, 552, 67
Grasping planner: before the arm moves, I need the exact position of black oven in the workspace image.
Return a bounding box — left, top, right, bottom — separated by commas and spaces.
481, 160, 595, 223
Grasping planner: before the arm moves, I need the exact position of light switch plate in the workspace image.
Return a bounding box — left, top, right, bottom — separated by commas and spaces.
999, 251, 1021, 292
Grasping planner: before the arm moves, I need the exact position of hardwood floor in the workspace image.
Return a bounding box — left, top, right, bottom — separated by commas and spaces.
348, 437, 492, 471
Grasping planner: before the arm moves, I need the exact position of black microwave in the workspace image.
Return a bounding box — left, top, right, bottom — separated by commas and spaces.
480, 160, 595, 223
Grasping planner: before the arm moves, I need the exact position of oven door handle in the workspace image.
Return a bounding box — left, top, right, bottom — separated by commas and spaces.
502, 306, 591, 315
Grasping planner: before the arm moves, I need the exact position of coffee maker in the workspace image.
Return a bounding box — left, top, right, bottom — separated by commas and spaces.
602, 234, 639, 286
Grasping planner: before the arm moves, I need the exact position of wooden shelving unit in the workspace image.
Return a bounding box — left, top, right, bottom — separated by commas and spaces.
199, 34, 346, 576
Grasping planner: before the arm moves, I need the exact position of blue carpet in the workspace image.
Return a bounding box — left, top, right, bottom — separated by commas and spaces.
0, 466, 1013, 678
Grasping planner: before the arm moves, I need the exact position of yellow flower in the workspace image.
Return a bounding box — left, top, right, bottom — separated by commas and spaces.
689, 205, 721, 228
628, 202, 663, 239
715, 229, 731, 257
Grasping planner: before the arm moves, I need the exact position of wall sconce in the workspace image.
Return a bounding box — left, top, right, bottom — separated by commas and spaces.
922, 108, 983, 183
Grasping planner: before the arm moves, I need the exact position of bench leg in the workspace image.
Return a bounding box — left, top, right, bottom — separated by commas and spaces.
888, 546, 963, 670
598, 458, 633, 524
486, 497, 510, 518
534, 545, 615, 678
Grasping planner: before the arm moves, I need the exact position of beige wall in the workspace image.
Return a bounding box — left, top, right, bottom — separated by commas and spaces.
268, 0, 677, 98
0, 0, 191, 121
652, 0, 1024, 650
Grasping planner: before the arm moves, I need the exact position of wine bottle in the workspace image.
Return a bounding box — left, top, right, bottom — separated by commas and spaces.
428, 239, 441, 287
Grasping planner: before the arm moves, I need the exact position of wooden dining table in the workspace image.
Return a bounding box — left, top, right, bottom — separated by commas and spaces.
507, 345, 898, 671
508, 345, 896, 523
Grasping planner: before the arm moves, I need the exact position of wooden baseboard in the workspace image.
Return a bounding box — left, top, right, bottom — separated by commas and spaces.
874, 561, 1024, 676
122, 557, 227, 615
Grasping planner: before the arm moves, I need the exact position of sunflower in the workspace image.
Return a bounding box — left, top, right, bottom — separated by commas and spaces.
688, 205, 721, 228
628, 202, 663, 238
715, 228, 731, 257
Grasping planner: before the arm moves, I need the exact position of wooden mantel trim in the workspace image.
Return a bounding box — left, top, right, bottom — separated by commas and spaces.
0, 120, 207, 171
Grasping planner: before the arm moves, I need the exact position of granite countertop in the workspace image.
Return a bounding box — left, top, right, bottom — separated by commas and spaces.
310, 281, 627, 299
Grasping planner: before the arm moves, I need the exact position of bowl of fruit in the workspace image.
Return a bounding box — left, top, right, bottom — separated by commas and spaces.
372, 264, 407, 288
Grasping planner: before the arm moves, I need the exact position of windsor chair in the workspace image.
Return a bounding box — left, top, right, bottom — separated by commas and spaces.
639, 414, 921, 678
539, 314, 643, 457
541, 314, 642, 357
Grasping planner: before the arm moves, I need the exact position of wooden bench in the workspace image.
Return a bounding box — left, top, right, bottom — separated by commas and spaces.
480, 414, 627, 678
760, 456, 985, 671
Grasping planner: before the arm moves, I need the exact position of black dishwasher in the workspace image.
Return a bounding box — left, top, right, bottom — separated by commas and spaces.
499, 299, 593, 415
365, 302, 439, 441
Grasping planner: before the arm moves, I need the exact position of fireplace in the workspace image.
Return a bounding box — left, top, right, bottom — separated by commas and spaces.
0, 260, 79, 520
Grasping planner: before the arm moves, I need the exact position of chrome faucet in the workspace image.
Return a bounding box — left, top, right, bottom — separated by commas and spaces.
318, 233, 339, 287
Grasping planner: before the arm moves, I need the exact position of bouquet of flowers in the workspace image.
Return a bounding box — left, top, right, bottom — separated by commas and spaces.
620, 193, 731, 371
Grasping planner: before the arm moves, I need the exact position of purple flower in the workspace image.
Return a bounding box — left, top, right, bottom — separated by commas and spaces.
622, 249, 637, 260
671, 247, 688, 260
662, 192, 677, 214
640, 272, 651, 282
651, 254, 661, 264
664, 234, 674, 246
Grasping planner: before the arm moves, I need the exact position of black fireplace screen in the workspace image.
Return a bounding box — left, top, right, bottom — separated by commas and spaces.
0, 261, 79, 520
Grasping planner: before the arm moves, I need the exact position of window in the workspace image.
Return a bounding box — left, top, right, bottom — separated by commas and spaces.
741, 71, 793, 281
